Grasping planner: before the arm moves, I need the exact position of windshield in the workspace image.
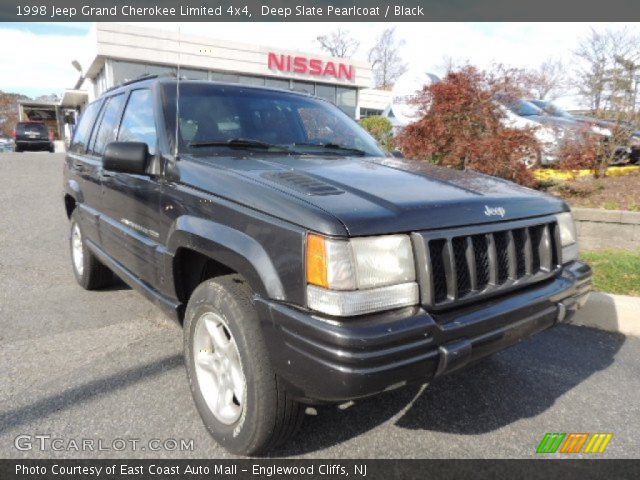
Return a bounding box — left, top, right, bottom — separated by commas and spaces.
162, 82, 384, 157
507, 99, 545, 117
530, 100, 574, 119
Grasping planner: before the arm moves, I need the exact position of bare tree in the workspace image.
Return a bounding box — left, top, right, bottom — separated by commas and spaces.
489, 59, 567, 100
572, 27, 640, 171
0, 91, 29, 138
316, 28, 359, 58
528, 58, 568, 100
368, 28, 407, 89
35, 93, 60, 103
438, 55, 469, 75
574, 27, 640, 112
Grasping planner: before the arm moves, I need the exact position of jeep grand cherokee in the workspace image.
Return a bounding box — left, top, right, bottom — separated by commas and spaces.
63, 77, 592, 455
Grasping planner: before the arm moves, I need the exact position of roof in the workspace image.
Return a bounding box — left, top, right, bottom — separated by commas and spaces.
61, 89, 89, 108
100, 75, 320, 101
18, 100, 59, 107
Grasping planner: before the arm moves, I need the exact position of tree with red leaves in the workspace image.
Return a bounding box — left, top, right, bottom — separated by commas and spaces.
395, 67, 541, 187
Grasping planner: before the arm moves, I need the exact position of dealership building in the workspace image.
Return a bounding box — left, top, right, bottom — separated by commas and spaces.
23, 23, 392, 145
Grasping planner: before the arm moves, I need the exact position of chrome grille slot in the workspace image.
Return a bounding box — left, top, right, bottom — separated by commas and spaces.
417, 218, 561, 309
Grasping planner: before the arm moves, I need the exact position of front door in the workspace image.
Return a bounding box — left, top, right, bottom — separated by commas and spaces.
98, 88, 163, 287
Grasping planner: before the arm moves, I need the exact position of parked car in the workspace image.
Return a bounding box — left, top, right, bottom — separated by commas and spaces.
498, 99, 572, 167
0, 137, 14, 152
13, 121, 55, 152
530, 99, 640, 164
64, 76, 592, 455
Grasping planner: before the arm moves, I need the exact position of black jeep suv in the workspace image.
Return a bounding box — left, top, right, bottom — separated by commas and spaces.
63, 77, 592, 455
14, 121, 55, 152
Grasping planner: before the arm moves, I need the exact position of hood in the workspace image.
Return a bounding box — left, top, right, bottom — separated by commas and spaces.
523, 115, 580, 130
177, 154, 567, 236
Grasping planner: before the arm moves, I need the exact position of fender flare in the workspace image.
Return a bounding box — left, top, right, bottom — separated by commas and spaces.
167, 215, 285, 301
65, 179, 84, 204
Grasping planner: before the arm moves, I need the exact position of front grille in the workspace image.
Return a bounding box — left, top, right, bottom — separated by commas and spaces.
420, 220, 561, 308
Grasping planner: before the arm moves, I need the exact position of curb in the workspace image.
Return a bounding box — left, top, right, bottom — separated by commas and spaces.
570, 292, 640, 337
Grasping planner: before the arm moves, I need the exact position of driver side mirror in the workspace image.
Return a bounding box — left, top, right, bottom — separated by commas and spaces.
103, 142, 149, 175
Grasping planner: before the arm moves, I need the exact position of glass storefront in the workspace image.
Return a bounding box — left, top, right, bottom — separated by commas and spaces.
103, 60, 359, 118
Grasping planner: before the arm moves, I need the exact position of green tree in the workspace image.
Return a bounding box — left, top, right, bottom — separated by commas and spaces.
360, 115, 393, 150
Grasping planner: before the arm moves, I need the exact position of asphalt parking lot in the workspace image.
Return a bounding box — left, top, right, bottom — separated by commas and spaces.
1, 152, 639, 459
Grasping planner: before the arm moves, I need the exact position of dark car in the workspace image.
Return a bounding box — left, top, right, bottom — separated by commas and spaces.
14, 121, 55, 152
507, 99, 580, 130
63, 76, 592, 455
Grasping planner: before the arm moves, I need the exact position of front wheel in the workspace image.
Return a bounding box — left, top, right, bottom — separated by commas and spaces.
521, 148, 542, 169
69, 211, 113, 289
183, 275, 303, 455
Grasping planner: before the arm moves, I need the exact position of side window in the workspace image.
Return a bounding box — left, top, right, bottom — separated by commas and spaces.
69, 101, 102, 153
91, 94, 125, 156
118, 89, 157, 155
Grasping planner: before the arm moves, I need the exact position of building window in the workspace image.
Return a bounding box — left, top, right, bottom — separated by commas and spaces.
238, 75, 265, 86
180, 68, 208, 80
94, 67, 107, 97
359, 108, 384, 118
291, 81, 315, 95
111, 60, 175, 86
315, 84, 336, 104
337, 87, 357, 118
210, 72, 239, 83
265, 78, 290, 90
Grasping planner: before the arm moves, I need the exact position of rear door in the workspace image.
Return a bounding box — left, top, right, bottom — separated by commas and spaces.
98, 88, 163, 286
66, 101, 104, 243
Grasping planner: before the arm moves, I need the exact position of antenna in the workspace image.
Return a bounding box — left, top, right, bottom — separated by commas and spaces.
174, 24, 181, 159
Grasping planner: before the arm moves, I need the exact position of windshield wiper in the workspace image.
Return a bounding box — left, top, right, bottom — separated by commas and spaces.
189, 138, 291, 152
293, 142, 367, 156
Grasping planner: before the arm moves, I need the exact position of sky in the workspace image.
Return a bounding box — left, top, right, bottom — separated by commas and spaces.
0, 21, 637, 107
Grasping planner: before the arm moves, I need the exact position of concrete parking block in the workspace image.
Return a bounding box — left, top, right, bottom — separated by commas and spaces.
571, 292, 640, 337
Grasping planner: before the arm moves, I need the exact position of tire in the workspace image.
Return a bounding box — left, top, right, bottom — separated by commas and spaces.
522, 148, 542, 169
14, 146, 21, 153
183, 275, 303, 455
69, 210, 113, 290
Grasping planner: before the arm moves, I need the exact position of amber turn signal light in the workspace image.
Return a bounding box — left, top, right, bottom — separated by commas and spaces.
306, 234, 328, 288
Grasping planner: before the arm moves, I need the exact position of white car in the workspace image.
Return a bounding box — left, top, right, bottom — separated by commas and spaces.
499, 103, 561, 167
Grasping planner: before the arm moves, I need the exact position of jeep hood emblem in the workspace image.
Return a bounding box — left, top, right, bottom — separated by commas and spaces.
484, 205, 506, 217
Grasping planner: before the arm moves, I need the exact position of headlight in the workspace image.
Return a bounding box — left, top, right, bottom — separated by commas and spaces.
556, 212, 579, 263
306, 233, 418, 316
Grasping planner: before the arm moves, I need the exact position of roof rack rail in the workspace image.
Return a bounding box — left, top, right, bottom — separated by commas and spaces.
104, 72, 177, 94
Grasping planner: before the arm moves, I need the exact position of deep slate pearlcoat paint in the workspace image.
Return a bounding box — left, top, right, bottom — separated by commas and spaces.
64, 77, 592, 403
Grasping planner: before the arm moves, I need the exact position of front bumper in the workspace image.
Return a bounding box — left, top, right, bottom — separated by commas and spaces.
256, 261, 592, 403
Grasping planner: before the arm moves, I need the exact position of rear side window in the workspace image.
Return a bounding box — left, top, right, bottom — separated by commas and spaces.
91, 94, 125, 155
118, 89, 157, 155
70, 102, 101, 153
